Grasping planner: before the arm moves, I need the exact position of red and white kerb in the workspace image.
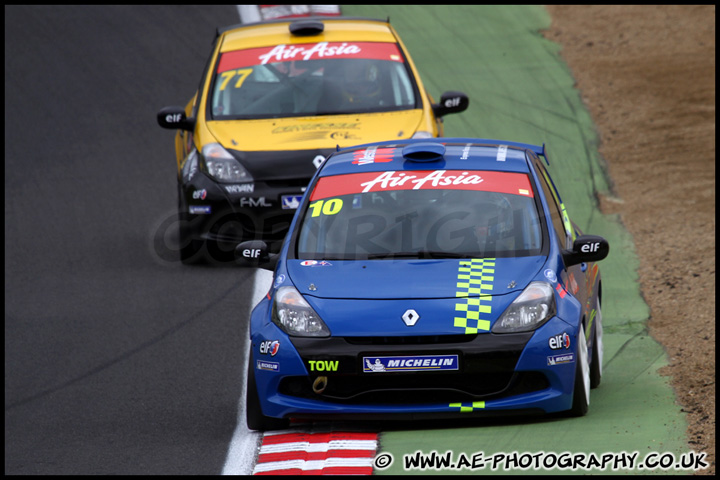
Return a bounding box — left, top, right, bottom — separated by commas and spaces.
253, 431, 379, 475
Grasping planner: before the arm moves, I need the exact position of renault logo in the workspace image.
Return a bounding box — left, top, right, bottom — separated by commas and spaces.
402, 309, 420, 326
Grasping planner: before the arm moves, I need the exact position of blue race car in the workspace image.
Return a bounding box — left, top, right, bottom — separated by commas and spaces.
238, 138, 609, 430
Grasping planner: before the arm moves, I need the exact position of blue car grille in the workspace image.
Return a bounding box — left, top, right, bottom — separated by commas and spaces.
282, 332, 542, 405
278, 371, 548, 404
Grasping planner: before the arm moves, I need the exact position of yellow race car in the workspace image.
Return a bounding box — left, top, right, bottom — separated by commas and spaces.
157, 16, 468, 263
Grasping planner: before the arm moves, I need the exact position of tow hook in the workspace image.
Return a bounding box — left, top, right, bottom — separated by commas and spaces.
312, 376, 328, 394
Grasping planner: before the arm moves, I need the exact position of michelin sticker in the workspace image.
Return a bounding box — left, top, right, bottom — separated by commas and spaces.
257, 360, 279, 372
189, 205, 211, 215
547, 353, 574, 366
363, 355, 458, 373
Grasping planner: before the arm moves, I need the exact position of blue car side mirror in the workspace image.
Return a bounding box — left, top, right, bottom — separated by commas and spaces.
562, 235, 609, 267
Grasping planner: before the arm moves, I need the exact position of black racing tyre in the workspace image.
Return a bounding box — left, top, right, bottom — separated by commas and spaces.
590, 304, 603, 389
178, 214, 205, 264
246, 355, 289, 431
569, 324, 590, 417
177, 189, 205, 264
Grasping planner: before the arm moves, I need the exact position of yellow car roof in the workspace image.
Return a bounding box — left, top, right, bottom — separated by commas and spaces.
218, 18, 398, 52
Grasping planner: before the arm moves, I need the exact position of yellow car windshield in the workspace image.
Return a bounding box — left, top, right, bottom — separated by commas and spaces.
210, 42, 418, 118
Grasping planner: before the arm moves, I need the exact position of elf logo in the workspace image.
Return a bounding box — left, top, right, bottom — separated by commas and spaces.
581, 242, 602, 253
259, 340, 280, 356
308, 360, 339, 372
549, 332, 571, 350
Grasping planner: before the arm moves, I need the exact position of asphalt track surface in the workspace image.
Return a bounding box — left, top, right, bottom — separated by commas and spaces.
5, 5, 694, 476
5, 5, 257, 475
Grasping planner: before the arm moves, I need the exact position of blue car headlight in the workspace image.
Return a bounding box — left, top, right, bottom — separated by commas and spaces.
492, 282, 556, 333
271, 286, 331, 337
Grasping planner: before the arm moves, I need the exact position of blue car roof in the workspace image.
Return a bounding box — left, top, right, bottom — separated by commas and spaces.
319, 137, 545, 177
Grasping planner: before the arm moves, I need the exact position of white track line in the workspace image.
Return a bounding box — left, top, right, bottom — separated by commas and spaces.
221, 7, 267, 474
221, 268, 273, 475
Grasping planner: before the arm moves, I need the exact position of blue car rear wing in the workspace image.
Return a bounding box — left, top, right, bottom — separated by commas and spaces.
336, 137, 551, 165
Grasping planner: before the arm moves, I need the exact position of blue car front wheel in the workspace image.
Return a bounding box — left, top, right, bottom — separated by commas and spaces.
569, 324, 590, 416
590, 303, 603, 389
246, 355, 289, 431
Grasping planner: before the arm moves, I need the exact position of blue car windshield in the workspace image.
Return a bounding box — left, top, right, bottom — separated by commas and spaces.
210, 41, 418, 118
296, 169, 545, 260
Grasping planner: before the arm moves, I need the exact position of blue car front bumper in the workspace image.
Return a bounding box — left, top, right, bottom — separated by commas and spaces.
249, 313, 582, 420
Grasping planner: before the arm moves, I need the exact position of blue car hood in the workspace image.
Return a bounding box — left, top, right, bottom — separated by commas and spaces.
287, 256, 545, 300
286, 257, 546, 336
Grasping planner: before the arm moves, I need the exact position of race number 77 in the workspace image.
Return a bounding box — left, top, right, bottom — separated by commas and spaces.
218, 68, 253, 90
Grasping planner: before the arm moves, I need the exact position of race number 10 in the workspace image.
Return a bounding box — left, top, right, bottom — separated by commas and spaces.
308, 198, 343, 217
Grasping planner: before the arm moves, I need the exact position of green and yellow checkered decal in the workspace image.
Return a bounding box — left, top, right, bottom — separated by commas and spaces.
449, 401, 486, 412
454, 258, 495, 334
